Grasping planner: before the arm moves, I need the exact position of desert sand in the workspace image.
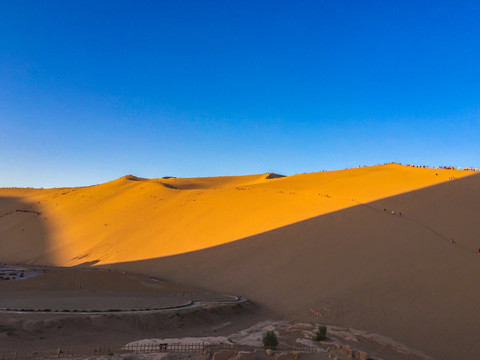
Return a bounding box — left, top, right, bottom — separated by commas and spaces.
0, 266, 224, 311
1, 164, 479, 359
0, 164, 472, 266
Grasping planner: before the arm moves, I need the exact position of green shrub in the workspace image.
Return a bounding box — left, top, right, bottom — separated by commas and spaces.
314, 325, 327, 341
262, 331, 279, 349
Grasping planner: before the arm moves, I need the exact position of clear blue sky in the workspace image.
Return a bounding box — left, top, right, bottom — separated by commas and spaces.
1, 1, 479, 187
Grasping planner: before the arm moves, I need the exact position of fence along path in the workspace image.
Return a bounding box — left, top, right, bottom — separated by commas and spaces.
1, 342, 319, 359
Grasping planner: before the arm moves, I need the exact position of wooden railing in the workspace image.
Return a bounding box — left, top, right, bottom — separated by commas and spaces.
1, 342, 319, 359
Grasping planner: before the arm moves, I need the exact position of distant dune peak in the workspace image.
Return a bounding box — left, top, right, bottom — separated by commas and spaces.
265, 173, 286, 179
123, 175, 145, 181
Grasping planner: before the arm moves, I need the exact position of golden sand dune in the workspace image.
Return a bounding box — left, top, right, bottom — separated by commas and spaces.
0, 165, 473, 266
112, 171, 480, 360
1, 164, 479, 359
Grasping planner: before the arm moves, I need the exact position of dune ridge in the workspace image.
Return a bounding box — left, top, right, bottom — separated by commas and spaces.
111, 173, 480, 360
0, 164, 474, 266
1, 165, 479, 359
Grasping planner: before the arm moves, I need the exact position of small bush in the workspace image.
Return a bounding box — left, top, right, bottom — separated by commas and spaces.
314, 325, 327, 341
262, 331, 279, 350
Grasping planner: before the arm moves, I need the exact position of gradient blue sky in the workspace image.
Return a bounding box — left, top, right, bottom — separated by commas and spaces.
1, 1, 479, 187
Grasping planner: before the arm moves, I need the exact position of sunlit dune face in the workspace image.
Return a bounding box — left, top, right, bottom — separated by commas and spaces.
0, 164, 475, 266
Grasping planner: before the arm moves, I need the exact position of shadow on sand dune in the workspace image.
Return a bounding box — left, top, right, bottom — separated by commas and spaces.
0, 196, 53, 264
73, 260, 100, 267
105, 173, 480, 360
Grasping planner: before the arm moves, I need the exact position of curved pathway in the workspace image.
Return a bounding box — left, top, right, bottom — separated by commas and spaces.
0, 297, 246, 315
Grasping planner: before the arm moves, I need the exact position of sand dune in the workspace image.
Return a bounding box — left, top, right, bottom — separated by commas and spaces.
110, 173, 480, 360
0, 164, 472, 266
1, 164, 479, 359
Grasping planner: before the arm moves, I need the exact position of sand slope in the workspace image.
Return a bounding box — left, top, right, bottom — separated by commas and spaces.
111, 173, 480, 360
0, 164, 472, 266
1, 165, 479, 359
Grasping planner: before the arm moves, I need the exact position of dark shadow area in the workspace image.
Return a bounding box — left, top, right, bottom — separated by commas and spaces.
265, 173, 286, 179
159, 182, 180, 190
105, 173, 480, 360
0, 195, 52, 265
72, 260, 100, 267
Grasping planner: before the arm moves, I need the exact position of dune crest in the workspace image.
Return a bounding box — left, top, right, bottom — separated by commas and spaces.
0, 164, 474, 266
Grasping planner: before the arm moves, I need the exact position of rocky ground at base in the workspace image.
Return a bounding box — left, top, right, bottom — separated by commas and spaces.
45, 320, 431, 360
